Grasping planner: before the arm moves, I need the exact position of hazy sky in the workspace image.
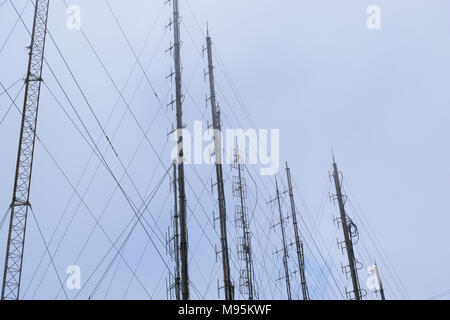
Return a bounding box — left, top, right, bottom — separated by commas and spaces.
0, 0, 449, 300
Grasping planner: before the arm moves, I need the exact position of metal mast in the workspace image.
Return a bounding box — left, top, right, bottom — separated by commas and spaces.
232, 148, 256, 300
1, 0, 50, 301
271, 178, 292, 300
285, 162, 309, 300
170, 162, 181, 300
167, 0, 189, 300
331, 156, 362, 300
375, 263, 386, 300
204, 28, 233, 300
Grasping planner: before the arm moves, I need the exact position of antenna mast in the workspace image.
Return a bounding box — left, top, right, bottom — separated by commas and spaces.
285, 162, 309, 300
166, 0, 189, 300
270, 178, 292, 300
375, 263, 386, 300
167, 162, 181, 300
2, 0, 50, 300
232, 148, 256, 300
331, 157, 362, 300
205, 29, 233, 300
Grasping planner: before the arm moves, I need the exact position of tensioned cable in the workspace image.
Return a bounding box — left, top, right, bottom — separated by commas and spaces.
74, 165, 172, 300
118, 186, 172, 300
105, 175, 172, 299
428, 289, 450, 300
0, 0, 28, 55
102, 0, 160, 102
39, 74, 172, 298
86, 167, 172, 300
31, 100, 170, 299
0, 77, 23, 97
2, 81, 156, 299
0, 80, 25, 126
26, 24, 171, 298
40, 30, 177, 297
29, 206, 69, 300
104, 152, 172, 299
0, 206, 11, 232
121, 235, 151, 299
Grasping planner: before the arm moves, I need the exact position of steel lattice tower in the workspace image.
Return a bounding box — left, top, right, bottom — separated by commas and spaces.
232, 148, 256, 300
285, 162, 309, 300
204, 29, 233, 300
331, 156, 362, 300
2, 0, 49, 300
1, 0, 50, 300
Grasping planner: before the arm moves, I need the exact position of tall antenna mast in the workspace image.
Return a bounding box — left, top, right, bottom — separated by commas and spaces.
331, 156, 362, 300
374, 263, 386, 300
2, 0, 50, 300
285, 162, 309, 300
232, 147, 256, 300
270, 178, 292, 300
167, 162, 181, 300
166, 0, 189, 300
204, 28, 233, 300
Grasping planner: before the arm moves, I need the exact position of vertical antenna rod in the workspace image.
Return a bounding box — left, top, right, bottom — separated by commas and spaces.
331, 157, 361, 300
2, 0, 50, 300
205, 28, 233, 300
233, 148, 256, 300
375, 263, 386, 300
274, 178, 292, 300
172, 162, 181, 300
171, 0, 189, 300
285, 162, 309, 300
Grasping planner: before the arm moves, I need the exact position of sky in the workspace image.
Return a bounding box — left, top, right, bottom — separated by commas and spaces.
0, 0, 449, 300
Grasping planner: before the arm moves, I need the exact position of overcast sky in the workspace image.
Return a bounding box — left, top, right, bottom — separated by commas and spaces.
0, 0, 449, 300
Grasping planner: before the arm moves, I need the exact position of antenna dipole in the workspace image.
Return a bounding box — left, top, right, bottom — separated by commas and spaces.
285, 162, 309, 300
331, 157, 362, 300
205, 29, 233, 300
270, 178, 292, 300
1, 0, 50, 300
169, 0, 189, 300
232, 147, 256, 300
